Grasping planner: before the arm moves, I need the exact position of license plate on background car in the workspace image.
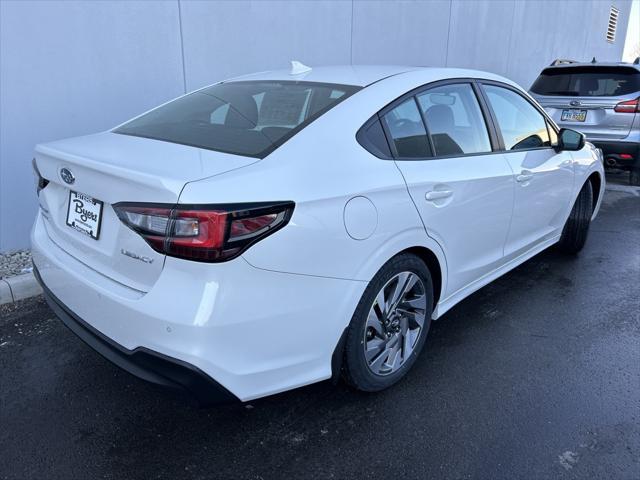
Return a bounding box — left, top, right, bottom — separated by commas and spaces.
561, 109, 587, 122
66, 191, 104, 240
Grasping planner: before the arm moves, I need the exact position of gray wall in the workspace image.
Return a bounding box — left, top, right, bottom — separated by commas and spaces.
0, 0, 631, 252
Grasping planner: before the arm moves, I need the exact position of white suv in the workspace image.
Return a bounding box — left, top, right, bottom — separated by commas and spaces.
32, 65, 604, 404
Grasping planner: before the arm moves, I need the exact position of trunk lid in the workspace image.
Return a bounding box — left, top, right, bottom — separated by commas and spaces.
533, 94, 637, 140
34, 132, 258, 292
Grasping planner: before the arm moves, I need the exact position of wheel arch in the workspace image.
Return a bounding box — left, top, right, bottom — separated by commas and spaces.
401, 246, 443, 308
587, 171, 602, 214
352, 228, 447, 301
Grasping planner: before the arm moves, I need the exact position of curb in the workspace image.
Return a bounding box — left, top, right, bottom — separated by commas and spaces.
0, 272, 42, 306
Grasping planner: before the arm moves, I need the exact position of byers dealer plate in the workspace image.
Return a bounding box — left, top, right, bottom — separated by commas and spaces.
66, 191, 104, 240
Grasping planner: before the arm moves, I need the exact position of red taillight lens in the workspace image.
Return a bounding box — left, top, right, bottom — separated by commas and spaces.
229, 213, 281, 240
114, 202, 294, 262
166, 209, 228, 261
613, 98, 640, 113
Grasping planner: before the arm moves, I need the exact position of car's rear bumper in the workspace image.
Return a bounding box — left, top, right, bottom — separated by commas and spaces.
589, 140, 640, 170
31, 212, 364, 402
34, 266, 239, 405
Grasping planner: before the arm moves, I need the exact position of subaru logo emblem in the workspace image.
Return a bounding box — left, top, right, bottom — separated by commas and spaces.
60, 168, 75, 185
569, 100, 581, 107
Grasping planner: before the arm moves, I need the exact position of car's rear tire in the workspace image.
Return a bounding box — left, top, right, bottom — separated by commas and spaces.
557, 181, 593, 254
342, 253, 434, 392
630, 169, 640, 187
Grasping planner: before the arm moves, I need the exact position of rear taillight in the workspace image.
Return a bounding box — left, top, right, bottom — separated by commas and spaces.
114, 201, 294, 262
613, 97, 640, 113
32, 158, 49, 195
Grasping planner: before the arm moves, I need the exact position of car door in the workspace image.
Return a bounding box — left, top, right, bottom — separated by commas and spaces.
384, 81, 515, 297
480, 83, 575, 259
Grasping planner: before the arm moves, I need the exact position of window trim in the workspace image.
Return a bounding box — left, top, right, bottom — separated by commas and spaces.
358, 78, 504, 161
477, 80, 560, 154
387, 79, 500, 160
357, 77, 563, 161
413, 96, 437, 157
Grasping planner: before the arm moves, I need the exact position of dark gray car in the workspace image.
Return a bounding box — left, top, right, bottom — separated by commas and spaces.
530, 58, 640, 185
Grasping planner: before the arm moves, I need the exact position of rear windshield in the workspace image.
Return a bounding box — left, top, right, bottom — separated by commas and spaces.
530, 66, 640, 97
115, 81, 360, 158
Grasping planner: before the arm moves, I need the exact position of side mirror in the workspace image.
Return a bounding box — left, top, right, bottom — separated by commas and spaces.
558, 128, 585, 151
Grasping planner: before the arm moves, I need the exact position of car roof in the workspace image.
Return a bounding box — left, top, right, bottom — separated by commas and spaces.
223, 65, 420, 87
542, 62, 640, 71
223, 64, 516, 88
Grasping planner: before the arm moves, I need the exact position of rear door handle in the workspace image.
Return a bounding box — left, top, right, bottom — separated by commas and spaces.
425, 190, 453, 201
516, 171, 533, 183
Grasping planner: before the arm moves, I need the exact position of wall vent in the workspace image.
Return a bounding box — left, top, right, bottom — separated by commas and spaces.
606, 6, 619, 43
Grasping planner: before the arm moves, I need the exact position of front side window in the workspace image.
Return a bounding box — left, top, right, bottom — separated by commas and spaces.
547, 121, 559, 146
417, 83, 491, 156
382, 98, 432, 158
115, 81, 360, 158
483, 85, 551, 151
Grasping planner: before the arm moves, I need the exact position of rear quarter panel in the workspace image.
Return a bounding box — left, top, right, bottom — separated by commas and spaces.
178, 123, 446, 284
177, 73, 458, 285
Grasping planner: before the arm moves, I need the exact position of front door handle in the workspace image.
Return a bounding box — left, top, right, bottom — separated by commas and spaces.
425, 190, 453, 201
516, 171, 533, 183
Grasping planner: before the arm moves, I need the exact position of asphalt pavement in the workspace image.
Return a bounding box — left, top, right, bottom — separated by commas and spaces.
1, 174, 638, 480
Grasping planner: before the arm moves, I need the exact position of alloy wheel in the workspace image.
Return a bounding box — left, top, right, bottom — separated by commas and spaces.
363, 271, 427, 376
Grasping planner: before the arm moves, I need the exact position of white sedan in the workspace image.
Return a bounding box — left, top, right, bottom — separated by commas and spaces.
31, 64, 604, 404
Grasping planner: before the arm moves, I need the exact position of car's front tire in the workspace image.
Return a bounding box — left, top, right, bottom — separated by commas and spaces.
557, 180, 593, 254
630, 169, 640, 187
342, 254, 434, 392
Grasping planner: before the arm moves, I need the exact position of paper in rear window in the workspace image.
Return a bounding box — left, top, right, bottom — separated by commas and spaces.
115, 81, 360, 158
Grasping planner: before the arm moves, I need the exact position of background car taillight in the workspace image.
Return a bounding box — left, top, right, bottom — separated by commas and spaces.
113, 201, 294, 262
613, 97, 640, 113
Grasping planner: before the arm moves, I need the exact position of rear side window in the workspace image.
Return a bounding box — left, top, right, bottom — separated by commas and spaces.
357, 118, 392, 158
382, 99, 432, 158
483, 85, 551, 151
417, 83, 491, 156
115, 81, 360, 158
530, 66, 640, 97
